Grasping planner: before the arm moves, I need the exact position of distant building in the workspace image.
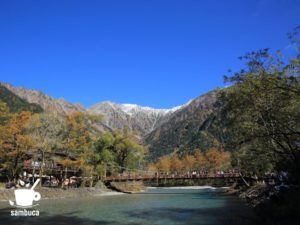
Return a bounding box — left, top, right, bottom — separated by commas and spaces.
23, 149, 81, 178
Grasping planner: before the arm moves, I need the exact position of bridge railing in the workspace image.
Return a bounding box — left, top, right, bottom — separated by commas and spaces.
104, 173, 240, 182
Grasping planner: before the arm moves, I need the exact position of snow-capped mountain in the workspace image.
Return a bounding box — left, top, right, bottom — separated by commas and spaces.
88, 101, 189, 135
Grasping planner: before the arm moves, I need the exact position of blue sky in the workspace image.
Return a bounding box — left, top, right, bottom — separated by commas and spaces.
0, 0, 299, 108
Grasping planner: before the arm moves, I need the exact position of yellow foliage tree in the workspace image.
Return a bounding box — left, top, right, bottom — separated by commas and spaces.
0, 111, 33, 181
170, 154, 183, 174
182, 154, 196, 172
65, 112, 92, 152
156, 157, 171, 174
205, 148, 231, 171
194, 149, 208, 170
63, 112, 101, 186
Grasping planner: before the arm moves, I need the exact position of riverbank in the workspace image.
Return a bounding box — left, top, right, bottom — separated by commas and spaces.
228, 182, 300, 225
108, 181, 145, 193
0, 187, 123, 202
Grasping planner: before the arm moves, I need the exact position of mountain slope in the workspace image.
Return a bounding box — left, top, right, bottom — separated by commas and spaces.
0, 84, 43, 113
2, 82, 190, 136
1, 82, 85, 115
145, 90, 227, 161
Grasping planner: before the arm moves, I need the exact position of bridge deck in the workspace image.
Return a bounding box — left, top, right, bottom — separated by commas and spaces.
104, 174, 240, 182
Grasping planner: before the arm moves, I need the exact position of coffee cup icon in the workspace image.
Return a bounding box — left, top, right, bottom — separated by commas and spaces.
9, 178, 41, 207
14, 189, 41, 207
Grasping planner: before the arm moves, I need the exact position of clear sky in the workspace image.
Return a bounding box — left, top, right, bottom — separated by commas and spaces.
0, 0, 299, 108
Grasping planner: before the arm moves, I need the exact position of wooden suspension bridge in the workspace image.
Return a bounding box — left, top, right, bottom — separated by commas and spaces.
103, 173, 253, 188
104, 173, 243, 182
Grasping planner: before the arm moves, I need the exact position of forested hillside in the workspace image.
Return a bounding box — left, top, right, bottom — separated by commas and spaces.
145, 90, 229, 161
0, 84, 43, 113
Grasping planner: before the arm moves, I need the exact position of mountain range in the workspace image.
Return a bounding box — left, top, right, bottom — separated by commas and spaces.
0, 82, 224, 161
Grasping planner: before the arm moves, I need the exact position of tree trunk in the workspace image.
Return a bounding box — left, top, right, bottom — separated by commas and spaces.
12, 154, 20, 183
239, 172, 250, 187
60, 169, 63, 188
65, 167, 68, 179
39, 150, 45, 187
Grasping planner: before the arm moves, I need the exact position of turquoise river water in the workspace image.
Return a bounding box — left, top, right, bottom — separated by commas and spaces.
0, 187, 258, 225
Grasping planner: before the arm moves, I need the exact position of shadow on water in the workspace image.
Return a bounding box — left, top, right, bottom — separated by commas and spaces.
124, 205, 261, 225
0, 205, 261, 225
135, 191, 223, 195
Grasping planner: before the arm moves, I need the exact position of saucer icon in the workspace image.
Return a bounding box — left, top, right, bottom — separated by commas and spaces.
9, 179, 41, 208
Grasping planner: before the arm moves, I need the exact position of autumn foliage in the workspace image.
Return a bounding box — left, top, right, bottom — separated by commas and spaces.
0, 108, 33, 180
0, 104, 145, 183
153, 148, 231, 175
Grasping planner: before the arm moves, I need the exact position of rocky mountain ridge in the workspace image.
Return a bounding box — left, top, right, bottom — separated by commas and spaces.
1, 82, 86, 115
88, 101, 190, 135
0, 82, 192, 136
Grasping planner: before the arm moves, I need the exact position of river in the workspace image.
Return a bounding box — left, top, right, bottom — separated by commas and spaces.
0, 186, 258, 225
